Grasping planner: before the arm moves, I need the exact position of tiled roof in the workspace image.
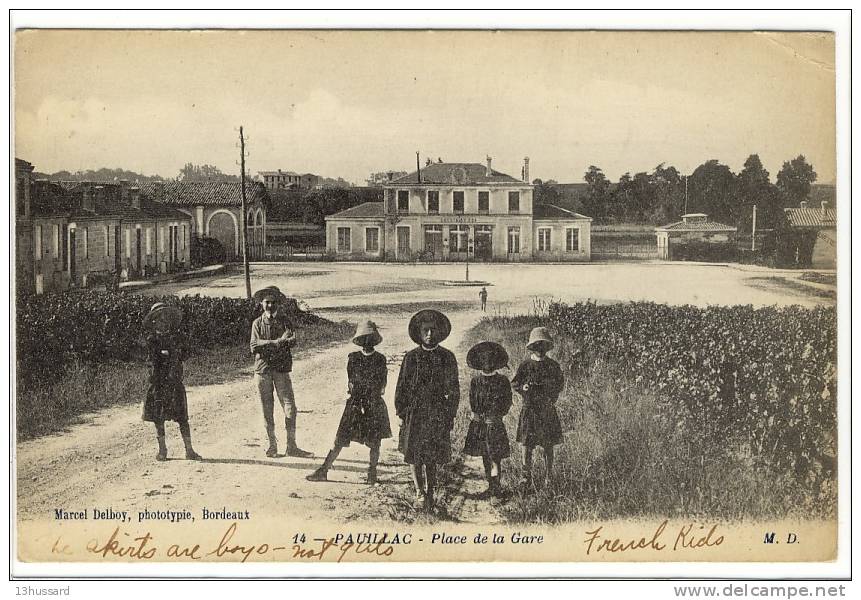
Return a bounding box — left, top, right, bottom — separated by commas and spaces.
259, 170, 299, 177
656, 219, 737, 232
784, 207, 836, 228
533, 203, 592, 220
33, 181, 191, 222
138, 181, 268, 207
325, 202, 384, 219
390, 162, 525, 185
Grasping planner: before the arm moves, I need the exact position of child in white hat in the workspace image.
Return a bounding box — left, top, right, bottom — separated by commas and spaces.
511, 327, 564, 488
307, 320, 391, 484
142, 303, 201, 462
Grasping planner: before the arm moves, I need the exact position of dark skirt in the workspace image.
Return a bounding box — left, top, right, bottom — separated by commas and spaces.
143, 381, 189, 424
516, 401, 563, 447
398, 409, 452, 465
334, 395, 392, 448
463, 416, 511, 461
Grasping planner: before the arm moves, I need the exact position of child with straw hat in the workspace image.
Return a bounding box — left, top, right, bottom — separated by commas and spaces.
141, 302, 202, 462
306, 320, 391, 484
463, 341, 513, 500
511, 326, 564, 488
394, 309, 460, 512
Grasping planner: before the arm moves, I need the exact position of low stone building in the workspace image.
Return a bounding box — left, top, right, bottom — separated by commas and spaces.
783, 200, 836, 269
655, 213, 737, 260
139, 180, 269, 261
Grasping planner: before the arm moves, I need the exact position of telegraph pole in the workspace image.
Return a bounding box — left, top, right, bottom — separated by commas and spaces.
239, 126, 251, 299
683, 175, 689, 215
751, 204, 757, 251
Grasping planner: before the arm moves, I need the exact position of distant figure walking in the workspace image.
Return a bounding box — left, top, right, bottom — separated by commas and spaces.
479, 286, 488, 312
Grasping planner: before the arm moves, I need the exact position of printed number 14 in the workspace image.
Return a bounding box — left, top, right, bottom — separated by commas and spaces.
293, 533, 306, 544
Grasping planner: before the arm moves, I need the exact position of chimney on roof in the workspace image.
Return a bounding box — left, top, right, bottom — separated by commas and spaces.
130, 187, 141, 209
153, 181, 165, 201
82, 186, 95, 212
486, 156, 492, 177
416, 151, 421, 184
523, 157, 530, 183
387, 171, 393, 181
821, 200, 828, 215
94, 186, 105, 210
800, 200, 808, 209
119, 179, 130, 202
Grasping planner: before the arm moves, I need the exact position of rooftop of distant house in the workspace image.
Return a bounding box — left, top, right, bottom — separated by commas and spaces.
656, 213, 737, 232
784, 201, 836, 228
390, 162, 527, 186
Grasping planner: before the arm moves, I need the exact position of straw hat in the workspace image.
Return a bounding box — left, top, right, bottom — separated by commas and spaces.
143, 302, 182, 332
352, 320, 382, 347
466, 341, 509, 371
253, 285, 287, 304
408, 309, 451, 345
526, 326, 554, 351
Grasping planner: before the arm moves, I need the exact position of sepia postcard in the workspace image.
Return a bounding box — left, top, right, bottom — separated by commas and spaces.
9, 14, 850, 581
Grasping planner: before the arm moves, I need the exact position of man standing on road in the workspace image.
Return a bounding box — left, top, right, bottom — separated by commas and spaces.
250, 285, 313, 459
479, 286, 488, 312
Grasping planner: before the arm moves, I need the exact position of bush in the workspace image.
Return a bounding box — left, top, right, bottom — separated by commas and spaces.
461, 301, 837, 521
16, 290, 329, 391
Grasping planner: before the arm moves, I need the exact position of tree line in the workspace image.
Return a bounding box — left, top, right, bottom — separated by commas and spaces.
536, 154, 820, 230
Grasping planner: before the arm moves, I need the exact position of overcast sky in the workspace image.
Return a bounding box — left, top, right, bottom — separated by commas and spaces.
15, 30, 835, 185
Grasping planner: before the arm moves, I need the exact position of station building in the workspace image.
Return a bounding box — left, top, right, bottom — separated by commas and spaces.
325, 158, 592, 262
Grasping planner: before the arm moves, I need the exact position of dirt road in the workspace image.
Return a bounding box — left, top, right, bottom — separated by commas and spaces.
16, 262, 834, 537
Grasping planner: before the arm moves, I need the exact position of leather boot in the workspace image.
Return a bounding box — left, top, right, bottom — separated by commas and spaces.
156, 435, 167, 461
285, 417, 313, 458
265, 430, 278, 458
182, 434, 202, 460
306, 448, 338, 481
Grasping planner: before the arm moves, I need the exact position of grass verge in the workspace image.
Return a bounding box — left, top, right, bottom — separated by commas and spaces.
16, 317, 353, 441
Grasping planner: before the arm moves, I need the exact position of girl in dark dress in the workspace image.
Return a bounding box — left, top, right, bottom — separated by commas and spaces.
395, 309, 460, 512
141, 303, 201, 462
463, 341, 512, 500
511, 327, 564, 488
307, 320, 391, 484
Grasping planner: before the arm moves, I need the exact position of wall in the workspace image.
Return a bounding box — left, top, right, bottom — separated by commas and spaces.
326, 218, 386, 260
531, 220, 592, 262
811, 230, 836, 269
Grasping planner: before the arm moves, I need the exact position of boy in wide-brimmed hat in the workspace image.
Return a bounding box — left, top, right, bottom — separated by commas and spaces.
463, 341, 512, 500
306, 320, 391, 484
394, 309, 460, 512
142, 302, 202, 462
250, 285, 312, 458
511, 326, 565, 488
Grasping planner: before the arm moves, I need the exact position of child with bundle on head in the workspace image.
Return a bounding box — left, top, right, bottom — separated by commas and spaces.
463, 341, 512, 501
306, 320, 391, 484
511, 327, 564, 489
141, 303, 202, 462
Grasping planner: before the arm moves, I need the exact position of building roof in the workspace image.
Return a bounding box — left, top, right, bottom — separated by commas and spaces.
325, 202, 384, 219
32, 181, 191, 222
784, 207, 836, 228
138, 181, 268, 207
533, 204, 592, 221
259, 170, 299, 177
656, 218, 737, 233
389, 162, 526, 185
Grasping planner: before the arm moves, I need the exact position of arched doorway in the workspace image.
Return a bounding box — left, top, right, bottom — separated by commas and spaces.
208, 211, 237, 260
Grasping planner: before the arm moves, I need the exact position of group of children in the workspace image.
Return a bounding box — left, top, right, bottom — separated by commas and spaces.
141, 294, 564, 513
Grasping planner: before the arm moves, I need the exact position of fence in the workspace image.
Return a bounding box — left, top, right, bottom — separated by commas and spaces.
247, 243, 327, 261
